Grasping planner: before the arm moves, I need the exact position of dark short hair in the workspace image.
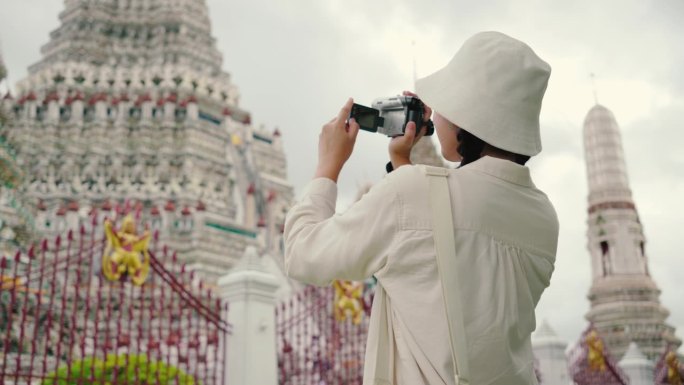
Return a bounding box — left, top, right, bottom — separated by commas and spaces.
457, 130, 530, 167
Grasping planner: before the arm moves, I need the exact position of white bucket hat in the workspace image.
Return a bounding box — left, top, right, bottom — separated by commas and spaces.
415, 31, 551, 156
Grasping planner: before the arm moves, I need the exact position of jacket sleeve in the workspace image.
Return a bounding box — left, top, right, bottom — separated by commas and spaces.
283, 175, 400, 286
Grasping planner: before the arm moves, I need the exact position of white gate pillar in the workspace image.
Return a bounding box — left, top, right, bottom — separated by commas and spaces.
218, 246, 279, 385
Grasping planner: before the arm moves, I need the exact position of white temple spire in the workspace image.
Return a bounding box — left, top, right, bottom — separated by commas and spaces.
618, 342, 654, 385
412, 40, 418, 88
583, 104, 640, 276
532, 320, 570, 385
582, 104, 681, 360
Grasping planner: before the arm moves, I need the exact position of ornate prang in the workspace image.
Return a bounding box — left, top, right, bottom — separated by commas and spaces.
582, 104, 681, 360
2, 0, 295, 283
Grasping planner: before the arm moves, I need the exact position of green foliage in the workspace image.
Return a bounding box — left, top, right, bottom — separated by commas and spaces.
41, 353, 198, 385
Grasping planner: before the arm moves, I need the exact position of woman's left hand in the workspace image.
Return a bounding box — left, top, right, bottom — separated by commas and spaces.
315, 98, 360, 182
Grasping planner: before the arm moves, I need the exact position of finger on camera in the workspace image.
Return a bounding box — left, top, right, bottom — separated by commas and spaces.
348, 118, 360, 138
414, 126, 427, 142
404, 122, 418, 140
337, 97, 354, 123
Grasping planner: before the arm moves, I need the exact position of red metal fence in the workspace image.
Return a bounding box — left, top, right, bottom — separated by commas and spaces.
276, 282, 375, 385
0, 218, 230, 384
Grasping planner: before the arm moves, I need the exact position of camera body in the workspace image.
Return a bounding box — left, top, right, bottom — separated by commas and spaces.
350, 95, 434, 137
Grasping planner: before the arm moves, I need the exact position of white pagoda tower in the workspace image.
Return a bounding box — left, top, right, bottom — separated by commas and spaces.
532, 320, 571, 385
582, 104, 680, 360
0, 0, 294, 282
618, 342, 655, 385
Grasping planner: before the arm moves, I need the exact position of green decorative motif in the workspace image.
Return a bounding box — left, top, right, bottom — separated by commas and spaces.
596, 215, 605, 224
41, 354, 199, 385
206, 222, 257, 238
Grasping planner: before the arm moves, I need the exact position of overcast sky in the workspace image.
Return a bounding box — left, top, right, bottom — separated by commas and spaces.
1, 0, 682, 354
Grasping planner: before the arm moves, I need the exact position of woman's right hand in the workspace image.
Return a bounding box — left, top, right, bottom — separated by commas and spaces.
315, 98, 360, 182
388, 121, 426, 169
403, 90, 433, 124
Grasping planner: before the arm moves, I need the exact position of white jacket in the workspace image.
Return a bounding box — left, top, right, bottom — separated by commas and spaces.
284, 156, 559, 385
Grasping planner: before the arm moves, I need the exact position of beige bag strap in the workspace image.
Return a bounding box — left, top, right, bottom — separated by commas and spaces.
424, 166, 471, 385
368, 285, 394, 385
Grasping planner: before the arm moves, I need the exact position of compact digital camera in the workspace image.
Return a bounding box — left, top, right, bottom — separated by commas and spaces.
349, 96, 434, 137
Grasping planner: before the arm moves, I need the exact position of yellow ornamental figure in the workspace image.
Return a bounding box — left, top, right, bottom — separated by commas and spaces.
102, 214, 151, 286
231, 134, 243, 147
586, 330, 607, 372
333, 280, 364, 325
667, 351, 683, 385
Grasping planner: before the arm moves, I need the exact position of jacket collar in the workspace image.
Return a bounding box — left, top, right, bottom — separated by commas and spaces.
460, 156, 535, 187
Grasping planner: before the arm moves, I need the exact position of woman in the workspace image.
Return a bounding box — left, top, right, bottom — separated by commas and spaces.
284, 31, 559, 385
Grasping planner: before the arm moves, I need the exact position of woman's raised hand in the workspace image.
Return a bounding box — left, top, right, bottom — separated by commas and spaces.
314, 98, 360, 183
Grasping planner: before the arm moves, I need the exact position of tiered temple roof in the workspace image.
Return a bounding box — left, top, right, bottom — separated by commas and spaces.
1, 0, 294, 283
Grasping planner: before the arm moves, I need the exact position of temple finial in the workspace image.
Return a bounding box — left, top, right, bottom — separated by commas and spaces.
412, 40, 417, 91
0, 37, 8, 90
590, 73, 599, 105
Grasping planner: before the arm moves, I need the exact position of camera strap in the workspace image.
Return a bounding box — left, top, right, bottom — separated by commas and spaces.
424, 166, 471, 385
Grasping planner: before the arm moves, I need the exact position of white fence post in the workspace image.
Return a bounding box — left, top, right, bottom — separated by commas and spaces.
218, 246, 279, 385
